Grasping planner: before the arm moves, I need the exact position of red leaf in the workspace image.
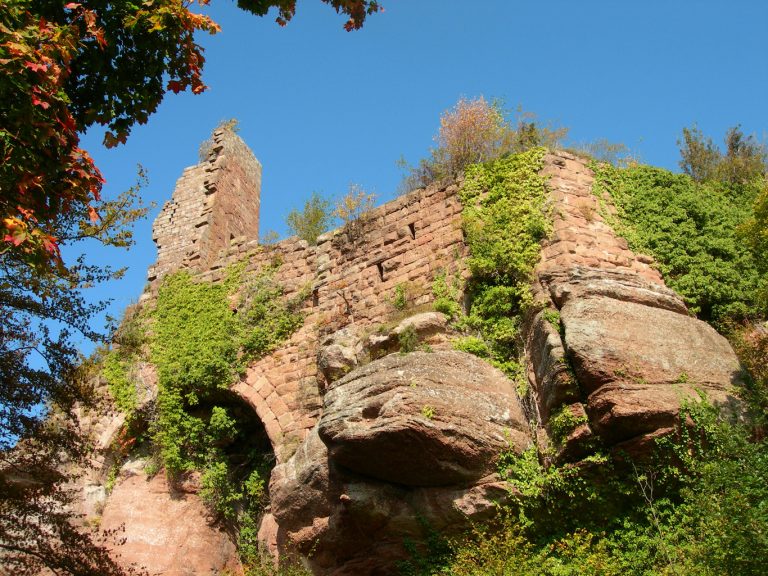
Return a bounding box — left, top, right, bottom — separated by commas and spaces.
167, 80, 183, 94
24, 61, 48, 72
31, 95, 50, 109
87, 206, 99, 223
64, 3, 81, 9
42, 235, 60, 255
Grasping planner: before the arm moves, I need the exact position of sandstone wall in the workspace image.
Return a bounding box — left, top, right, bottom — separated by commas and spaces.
190, 180, 468, 461
148, 129, 261, 282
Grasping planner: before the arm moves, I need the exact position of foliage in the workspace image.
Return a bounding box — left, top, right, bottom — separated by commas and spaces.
456, 148, 550, 375
200, 460, 242, 520
0, 376, 142, 575
286, 191, 334, 245
0, 162, 147, 572
679, 125, 766, 184
451, 336, 491, 358
398, 325, 419, 354
431, 270, 461, 318
592, 161, 766, 323
398, 399, 768, 576
399, 98, 567, 192
548, 405, 588, 445
102, 351, 138, 417
333, 183, 377, 237
391, 283, 409, 311
237, 266, 307, 361
728, 323, 768, 435
739, 183, 768, 278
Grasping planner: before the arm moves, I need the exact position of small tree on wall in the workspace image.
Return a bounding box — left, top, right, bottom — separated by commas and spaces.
286, 192, 334, 245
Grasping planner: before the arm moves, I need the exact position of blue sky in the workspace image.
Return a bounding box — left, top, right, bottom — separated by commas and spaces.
76, 0, 768, 349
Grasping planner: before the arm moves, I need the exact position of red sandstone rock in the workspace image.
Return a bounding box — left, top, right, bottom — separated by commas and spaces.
99, 467, 241, 576
318, 350, 530, 486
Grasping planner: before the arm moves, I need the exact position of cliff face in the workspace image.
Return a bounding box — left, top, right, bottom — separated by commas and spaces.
75, 135, 742, 576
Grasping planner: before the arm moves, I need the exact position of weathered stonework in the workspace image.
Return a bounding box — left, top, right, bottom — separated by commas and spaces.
148, 128, 261, 282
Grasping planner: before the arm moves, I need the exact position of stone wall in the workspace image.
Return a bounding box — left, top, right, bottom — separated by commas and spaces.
148, 129, 261, 282
189, 179, 469, 461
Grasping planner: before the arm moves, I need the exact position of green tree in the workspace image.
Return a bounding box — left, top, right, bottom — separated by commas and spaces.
285, 191, 334, 245
678, 124, 766, 184
1, 0, 380, 270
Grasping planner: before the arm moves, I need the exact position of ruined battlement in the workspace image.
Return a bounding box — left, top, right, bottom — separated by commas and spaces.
148, 128, 261, 282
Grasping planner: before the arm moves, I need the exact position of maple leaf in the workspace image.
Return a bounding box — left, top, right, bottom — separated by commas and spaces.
167, 80, 183, 93
87, 206, 99, 223
24, 61, 48, 72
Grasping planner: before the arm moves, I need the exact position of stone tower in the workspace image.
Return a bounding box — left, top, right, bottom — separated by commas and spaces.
147, 128, 262, 283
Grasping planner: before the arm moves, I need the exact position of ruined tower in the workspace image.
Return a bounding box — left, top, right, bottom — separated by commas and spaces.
147, 128, 262, 283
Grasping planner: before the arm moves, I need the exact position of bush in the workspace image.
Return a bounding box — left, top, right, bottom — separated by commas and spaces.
285, 191, 333, 245
399, 98, 567, 192
398, 325, 418, 353
592, 162, 766, 323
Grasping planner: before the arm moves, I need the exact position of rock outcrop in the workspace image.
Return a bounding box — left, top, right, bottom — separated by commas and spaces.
270, 350, 528, 575
530, 152, 742, 456
99, 463, 241, 576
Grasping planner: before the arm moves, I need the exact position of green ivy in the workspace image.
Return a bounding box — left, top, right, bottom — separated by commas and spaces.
592, 163, 766, 324
457, 147, 550, 376
102, 350, 137, 417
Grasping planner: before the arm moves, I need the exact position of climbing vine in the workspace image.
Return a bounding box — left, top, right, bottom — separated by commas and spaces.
592, 162, 766, 324
456, 147, 550, 376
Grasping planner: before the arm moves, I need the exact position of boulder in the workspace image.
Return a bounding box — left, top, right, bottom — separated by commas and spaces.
269, 426, 514, 576
561, 293, 743, 446
99, 465, 241, 576
317, 325, 365, 386
318, 350, 530, 486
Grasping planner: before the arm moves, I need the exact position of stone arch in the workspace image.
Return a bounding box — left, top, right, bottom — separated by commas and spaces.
232, 377, 284, 460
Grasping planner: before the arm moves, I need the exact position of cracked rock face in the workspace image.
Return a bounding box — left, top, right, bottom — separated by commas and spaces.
318, 350, 530, 486
99, 466, 241, 576
269, 350, 529, 575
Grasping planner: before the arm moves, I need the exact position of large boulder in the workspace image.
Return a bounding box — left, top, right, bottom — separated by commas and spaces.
318, 350, 530, 486
270, 426, 514, 576
561, 294, 742, 445
269, 350, 529, 575
99, 463, 241, 576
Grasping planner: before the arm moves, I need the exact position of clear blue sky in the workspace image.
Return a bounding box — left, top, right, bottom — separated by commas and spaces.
76, 0, 768, 348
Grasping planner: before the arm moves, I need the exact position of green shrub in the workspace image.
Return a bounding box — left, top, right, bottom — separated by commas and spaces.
285, 191, 333, 245
451, 336, 490, 358
399, 325, 418, 353
392, 283, 408, 311
549, 405, 588, 445
200, 460, 241, 520
592, 162, 766, 323
431, 271, 461, 317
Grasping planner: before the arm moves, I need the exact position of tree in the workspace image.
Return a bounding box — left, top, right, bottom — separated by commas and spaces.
286, 191, 334, 245
1, 0, 380, 270
398, 97, 567, 192
678, 124, 766, 184
0, 3, 379, 572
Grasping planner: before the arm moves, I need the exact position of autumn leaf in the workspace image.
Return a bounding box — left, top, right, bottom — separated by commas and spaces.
167, 79, 183, 93
88, 205, 99, 223
23, 61, 48, 72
